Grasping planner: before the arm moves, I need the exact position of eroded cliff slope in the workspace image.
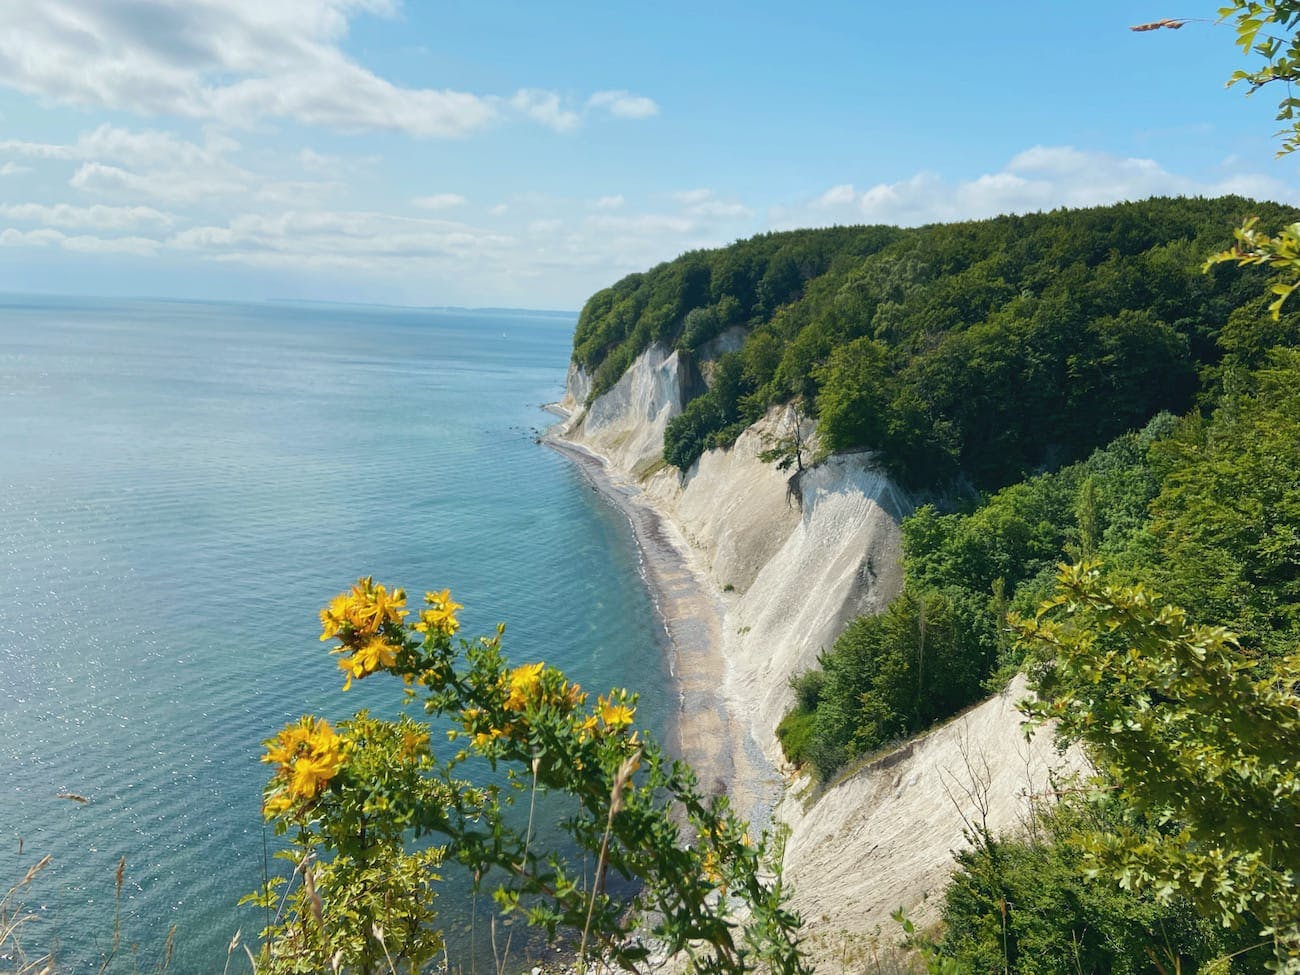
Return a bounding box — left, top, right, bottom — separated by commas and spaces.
554, 345, 1079, 968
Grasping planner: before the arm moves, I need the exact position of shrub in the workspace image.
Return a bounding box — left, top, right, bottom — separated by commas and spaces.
247, 578, 809, 975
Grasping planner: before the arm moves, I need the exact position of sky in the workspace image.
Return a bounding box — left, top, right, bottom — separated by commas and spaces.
0, 1, 1296, 310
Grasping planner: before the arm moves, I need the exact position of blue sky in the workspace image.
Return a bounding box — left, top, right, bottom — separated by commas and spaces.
0, 1, 1295, 309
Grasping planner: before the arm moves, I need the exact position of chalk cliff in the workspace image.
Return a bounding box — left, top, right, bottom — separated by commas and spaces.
555, 345, 1079, 969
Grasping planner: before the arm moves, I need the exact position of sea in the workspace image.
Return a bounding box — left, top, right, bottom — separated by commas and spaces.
0, 295, 672, 973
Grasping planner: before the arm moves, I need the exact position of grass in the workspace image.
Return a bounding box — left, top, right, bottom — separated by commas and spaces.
631, 454, 668, 481
1, 850, 56, 975
2, 846, 181, 975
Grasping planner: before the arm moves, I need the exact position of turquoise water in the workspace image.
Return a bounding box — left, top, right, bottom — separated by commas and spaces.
0, 296, 670, 972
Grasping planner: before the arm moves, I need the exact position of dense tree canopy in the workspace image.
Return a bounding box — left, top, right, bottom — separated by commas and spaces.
776, 268, 1300, 972
1016, 563, 1300, 972
574, 197, 1299, 490
779, 344, 1300, 781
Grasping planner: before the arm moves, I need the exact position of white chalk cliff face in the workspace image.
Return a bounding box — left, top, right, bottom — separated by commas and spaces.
558, 346, 1077, 970
560, 344, 687, 475
778, 674, 1086, 965
562, 346, 910, 761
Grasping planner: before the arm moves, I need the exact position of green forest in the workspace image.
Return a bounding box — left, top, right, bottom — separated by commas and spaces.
572, 195, 1300, 972
572, 196, 1298, 490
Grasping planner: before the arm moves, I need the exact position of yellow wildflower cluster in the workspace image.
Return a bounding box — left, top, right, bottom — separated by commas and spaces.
570, 692, 637, 744
508, 662, 588, 715
701, 847, 723, 886
597, 693, 635, 729
498, 661, 585, 713
319, 577, 408, 640
262, 716, 347, 818
319, 577, 409, 690
453, 703, 509, 751
399, 725, 430, 760
414, 588, 463, 639
504, 661, 544, 710
455, 662, 605, 751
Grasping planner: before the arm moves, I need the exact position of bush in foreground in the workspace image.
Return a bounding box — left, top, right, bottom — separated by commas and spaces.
246, 578, 808, 975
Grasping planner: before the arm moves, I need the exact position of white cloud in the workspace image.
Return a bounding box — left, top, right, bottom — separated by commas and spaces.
0, 225, 160, 254
593, 194, 625, 210
0, 202, 174, 229
509, 90, 580, 133
254, 180, 348, 207
771, 146, 1298, 229
670, 187, 753, 219
1212, 172, 1294, 198
70, 160, 246, 204
812, 184, 856, 209
412, 192, 468, 211
0, 0, 500, 138
166, 209, 519, 272
489, 203, 509, 216
0, 124, 257, 205
507, 88, 661, 132
297, 146, 379, 176
60, 233, 160, 256
78, 124, 242, 170
0, 138, 75, 160
0, 162, 29, 176
0, 123, 352, 213
587, 90, 659, 119
0, 3, 660, 145
2, 126, 235, 171
671, 188, 713, 206
692, 199, 752, 219
587, 213, 695, 235
299, 148, 336, 172
0, 227, 63, 247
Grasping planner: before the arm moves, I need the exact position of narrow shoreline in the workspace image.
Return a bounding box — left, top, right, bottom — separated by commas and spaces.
541, 415, 780, 830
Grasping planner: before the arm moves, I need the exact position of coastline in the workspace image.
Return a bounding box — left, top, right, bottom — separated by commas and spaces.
538, 393, 1082, 967
541, 416, 782, 831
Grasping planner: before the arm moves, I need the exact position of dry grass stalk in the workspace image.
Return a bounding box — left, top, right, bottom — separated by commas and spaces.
2, 851, 56, 975
579, 750, 642, 967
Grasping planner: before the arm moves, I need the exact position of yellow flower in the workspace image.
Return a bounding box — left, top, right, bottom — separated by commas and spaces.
471, 727, 505, 750
504, 662, 544, 710
288, 755, 338, 800
262, 721, 310, 766
318, 577, 408, 644
702, 848, 722, 885
399, 726, 430, 759
337, 653, 365, 691
354, 578, 408, 630
318, 592, 353, 642
415, 589, 463, 637
261, 717, 346, 818
263, 791, 294, 819
356, 634, 398, 672
598, 695, 635, 729
425, 589, 463, 614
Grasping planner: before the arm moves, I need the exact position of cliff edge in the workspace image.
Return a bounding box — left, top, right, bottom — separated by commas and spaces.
552, 345, 1080, 969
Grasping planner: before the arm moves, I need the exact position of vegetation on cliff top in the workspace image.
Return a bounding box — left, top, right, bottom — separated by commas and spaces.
573, 196, 1299, 490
